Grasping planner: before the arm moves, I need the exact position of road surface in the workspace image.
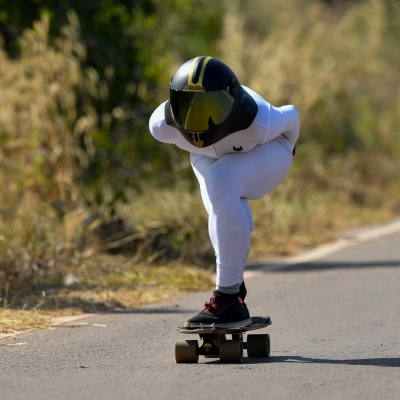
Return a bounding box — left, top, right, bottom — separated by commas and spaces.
1, 226, 400, 400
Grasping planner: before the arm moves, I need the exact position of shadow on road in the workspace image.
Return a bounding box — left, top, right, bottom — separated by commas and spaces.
109, 306, 196, 314
204, 356, 400, 367
247, 260, 400, 273
269, 355, 400, 367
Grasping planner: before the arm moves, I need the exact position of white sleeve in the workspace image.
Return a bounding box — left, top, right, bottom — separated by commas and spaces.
149, 101, 178, 144
264, 105, 300, 147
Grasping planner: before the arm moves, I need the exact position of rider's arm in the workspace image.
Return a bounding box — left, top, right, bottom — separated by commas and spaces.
264, 105, 300, 147
149, 101, 176, 144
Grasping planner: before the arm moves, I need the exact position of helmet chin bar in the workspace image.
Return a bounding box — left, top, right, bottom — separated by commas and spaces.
188, 131, 204, 148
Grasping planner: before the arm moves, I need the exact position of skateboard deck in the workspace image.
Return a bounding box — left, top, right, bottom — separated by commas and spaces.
176, 316, 271, 334
175, 316, 271, 364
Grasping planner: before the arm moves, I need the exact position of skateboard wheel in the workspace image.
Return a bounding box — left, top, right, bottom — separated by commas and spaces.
219, 339, 243, 363
246, 334, 270, 357
175, 340, 199, 363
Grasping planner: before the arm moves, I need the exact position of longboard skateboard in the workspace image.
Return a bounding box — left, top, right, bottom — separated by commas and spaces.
175, 316, 271, 363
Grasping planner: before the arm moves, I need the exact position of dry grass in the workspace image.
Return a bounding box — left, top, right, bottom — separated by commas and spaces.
118, 178, 399, 265
0, 309, 73, 336
0, 14, 101, 301
1, 258, 213, 335
0, 13, 96, 210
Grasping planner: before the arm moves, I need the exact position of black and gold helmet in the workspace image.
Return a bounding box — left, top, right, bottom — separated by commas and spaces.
165, 56, 258, 148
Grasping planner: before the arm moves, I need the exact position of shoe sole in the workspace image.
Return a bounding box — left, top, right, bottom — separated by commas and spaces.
184, 318, 252, 329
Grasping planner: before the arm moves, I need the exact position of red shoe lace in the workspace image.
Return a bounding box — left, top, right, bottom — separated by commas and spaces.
203, 295, 223, 312
203, 294, 243, 312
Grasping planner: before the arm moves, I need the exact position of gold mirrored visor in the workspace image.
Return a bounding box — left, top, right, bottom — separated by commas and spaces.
170, 89, 234, 132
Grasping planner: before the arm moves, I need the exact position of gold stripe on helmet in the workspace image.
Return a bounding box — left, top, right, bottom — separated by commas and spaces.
184, 56, 212, 91
187, 57, 198, 87
197, 56, 212, 86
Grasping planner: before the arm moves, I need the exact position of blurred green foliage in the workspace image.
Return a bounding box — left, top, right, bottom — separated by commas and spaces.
0, 0, 227, 212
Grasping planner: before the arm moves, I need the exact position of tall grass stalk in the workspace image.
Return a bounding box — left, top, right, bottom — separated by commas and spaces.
0, 13, 99, 300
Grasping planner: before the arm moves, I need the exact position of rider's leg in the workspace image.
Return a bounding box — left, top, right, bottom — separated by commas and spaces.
191, 136, 292, 292
185, 137, 292, 327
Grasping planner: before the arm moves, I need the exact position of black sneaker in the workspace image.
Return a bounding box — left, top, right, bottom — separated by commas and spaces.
238, 281, 247, 301
184, 291, 252, 329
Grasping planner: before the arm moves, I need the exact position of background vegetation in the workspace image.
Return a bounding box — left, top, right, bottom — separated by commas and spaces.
0, 0, 399, 316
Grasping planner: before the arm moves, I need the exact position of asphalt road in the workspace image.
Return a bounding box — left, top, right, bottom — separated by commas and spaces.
1, 228, 400, 400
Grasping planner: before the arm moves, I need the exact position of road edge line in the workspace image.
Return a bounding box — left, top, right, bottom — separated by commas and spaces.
245, 218, 400, 276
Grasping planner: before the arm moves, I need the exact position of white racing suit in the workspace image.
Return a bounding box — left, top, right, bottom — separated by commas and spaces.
149, 86, 300, 293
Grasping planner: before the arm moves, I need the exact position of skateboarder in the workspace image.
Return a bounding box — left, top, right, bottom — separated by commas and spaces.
149, 56, 299, 328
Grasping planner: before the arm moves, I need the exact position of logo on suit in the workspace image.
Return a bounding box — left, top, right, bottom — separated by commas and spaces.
233, 146, 243, 152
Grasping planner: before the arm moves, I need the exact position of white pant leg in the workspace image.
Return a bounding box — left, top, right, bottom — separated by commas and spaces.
191, 156, 254, 279
191, 137, 293, 288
